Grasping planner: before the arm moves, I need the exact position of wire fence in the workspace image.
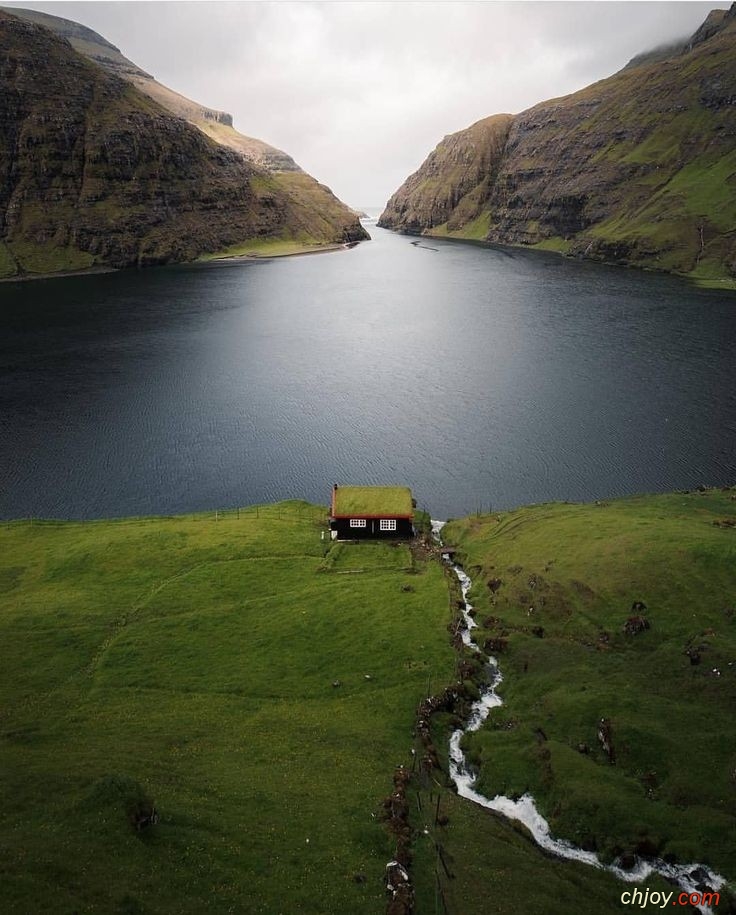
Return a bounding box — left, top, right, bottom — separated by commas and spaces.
2, 501, 329, 529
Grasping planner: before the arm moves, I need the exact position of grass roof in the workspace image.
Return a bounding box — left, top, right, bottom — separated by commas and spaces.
332, 486, 413, 518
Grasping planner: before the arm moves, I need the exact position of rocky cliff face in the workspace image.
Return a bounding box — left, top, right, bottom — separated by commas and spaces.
0, 10, 366, 279
379, 5, 736, 284
381, 114, 513, 237
2, 5, 301, 172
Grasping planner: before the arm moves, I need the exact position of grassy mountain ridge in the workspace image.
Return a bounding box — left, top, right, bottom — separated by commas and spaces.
0, 11, 366, 280
379, 4, 736, 286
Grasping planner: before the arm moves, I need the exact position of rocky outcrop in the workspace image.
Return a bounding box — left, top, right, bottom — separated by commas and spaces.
0, 10, 366, 278
379, 4, 736, 283
380, 114, 513, 235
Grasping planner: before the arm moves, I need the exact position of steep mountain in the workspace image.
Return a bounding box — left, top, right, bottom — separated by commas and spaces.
2, 6, 302, 171
380, 114, 514, 239
379, 5, 736, 286
0, 10, 366, 279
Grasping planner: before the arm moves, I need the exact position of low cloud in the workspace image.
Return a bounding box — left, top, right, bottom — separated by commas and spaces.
4, 1, 728, 206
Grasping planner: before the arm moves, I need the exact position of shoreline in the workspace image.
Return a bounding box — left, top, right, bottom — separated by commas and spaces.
378, 224, 736, 292
200, 240, 355, 264
4, 483, 733, 528
0, 239, 364, 284
0, 264, 118, 284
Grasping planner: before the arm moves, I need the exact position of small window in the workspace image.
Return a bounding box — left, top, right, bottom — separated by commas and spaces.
349, 519, 367, 528
380, 519, 397, 531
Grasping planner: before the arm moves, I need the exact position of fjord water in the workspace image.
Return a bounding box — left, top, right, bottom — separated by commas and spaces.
1, 225, 734, 520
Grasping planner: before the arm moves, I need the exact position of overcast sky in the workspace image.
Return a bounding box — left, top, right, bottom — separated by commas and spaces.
4, 1, 730, 207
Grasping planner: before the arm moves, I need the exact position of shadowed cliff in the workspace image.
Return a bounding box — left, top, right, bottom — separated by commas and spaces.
0, 10, 366, 279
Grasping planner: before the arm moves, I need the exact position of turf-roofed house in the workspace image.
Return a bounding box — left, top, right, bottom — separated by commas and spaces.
329, 484, 415, 540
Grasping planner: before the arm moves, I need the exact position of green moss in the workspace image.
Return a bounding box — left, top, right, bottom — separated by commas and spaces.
0, 240, 18, 278
440, 210, 492, 241
688, 257, 736, 289
332, 485, 413, 517
659, 151, 736, 233
531, 236, 572, 254
7, 240, 95, 275
198, 235, 336, 260
618, 109, 717, 168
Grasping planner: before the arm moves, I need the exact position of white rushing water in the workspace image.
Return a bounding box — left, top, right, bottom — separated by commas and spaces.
430, 520, 727, 912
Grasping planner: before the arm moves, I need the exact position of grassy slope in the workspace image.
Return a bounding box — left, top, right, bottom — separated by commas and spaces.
0, 503, 455, 914
199, 172, 368, 262
443, 489, 736, 889
4, 494, 735, 912
411, 787, 656, 915
379, 115, 512, 236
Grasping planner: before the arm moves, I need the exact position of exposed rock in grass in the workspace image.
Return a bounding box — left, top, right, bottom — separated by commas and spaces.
483, 637, 508, 653
382, 768, 415, 913
623, 616, 650, 635
82, 774, 158, 833
640, 771, 659, 798
385, 859, 413, 915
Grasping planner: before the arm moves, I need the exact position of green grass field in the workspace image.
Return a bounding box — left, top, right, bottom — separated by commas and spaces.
0, 503, 456, 914
198, 237, 342, 261
443, 489, 736, 894
3, 492, 735, 913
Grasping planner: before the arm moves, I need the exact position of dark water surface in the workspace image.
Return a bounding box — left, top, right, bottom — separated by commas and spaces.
1, 226, 735, 520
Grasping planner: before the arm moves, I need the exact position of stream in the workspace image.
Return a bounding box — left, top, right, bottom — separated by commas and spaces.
430, 521, 727, 913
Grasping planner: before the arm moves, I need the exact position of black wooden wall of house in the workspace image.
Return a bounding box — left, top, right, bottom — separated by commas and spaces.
331, 518, 414, 539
